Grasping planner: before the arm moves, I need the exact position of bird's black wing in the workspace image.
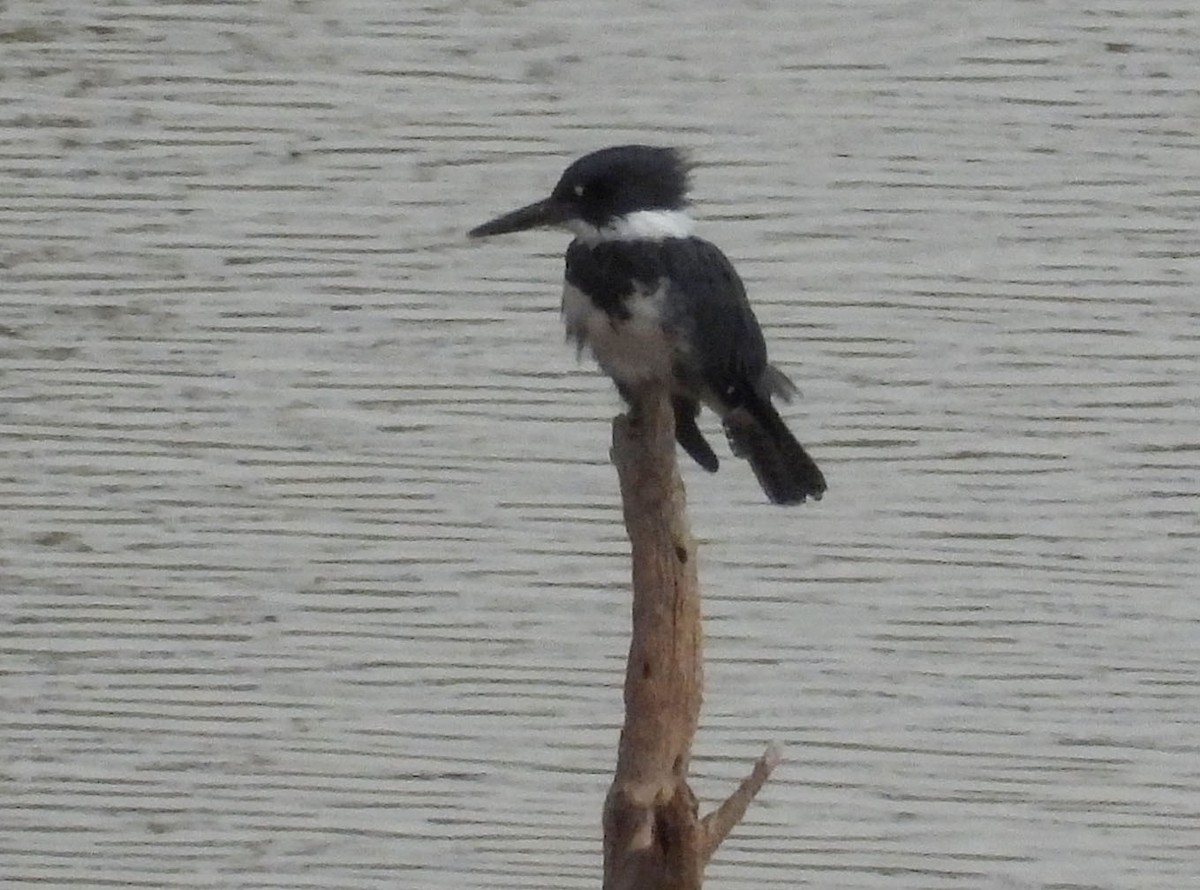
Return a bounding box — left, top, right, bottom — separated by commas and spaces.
660, 239, 826, 503
656, 237, 769, 400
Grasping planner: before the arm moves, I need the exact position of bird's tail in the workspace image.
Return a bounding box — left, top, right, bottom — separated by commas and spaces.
723, 396, 826, 505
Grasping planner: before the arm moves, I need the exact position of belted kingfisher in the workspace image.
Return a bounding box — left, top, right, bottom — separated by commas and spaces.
469, 145, 826, 505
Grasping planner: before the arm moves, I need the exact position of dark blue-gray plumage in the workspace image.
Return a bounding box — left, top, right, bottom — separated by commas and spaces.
469, 145, 826, 505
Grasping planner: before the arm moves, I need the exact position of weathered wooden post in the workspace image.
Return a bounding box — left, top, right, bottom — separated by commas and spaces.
604, 384, 782, 890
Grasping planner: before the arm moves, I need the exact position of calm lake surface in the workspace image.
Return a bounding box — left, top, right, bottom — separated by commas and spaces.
2, 2, 1198, 888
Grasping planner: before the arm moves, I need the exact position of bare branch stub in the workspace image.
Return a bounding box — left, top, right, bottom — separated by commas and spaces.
603, 385, 782, 890
605, 387, 704, 890
701, 742, 783, 863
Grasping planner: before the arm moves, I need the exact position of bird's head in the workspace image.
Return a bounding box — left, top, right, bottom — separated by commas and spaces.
469, 145, 694, 243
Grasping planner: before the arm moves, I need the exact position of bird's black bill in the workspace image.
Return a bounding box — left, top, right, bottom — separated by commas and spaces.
469, 197, 568, 238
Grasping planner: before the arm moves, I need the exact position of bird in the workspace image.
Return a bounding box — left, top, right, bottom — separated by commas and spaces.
468, 145, 826, 505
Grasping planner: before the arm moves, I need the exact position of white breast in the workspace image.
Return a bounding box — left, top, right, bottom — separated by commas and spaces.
562, 281, 676, 384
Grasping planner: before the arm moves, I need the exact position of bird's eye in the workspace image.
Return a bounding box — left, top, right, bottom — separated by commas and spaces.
573, 184, 585, 197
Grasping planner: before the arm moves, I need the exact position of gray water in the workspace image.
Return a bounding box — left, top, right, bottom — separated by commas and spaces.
2, 1, 1198, 888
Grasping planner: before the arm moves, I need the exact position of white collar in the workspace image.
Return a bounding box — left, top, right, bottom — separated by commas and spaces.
566, 209, 695, 244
